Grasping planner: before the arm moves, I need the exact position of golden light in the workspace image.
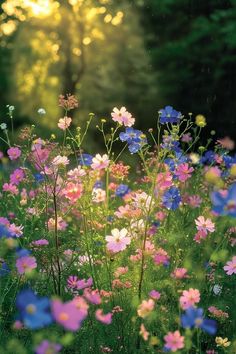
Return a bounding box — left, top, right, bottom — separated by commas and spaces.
23, 0, 59, 18
83, 37, 92, 45
1, 20, 17, 36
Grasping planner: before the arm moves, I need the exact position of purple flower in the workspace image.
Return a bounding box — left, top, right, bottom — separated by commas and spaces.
35, 340, 62, 354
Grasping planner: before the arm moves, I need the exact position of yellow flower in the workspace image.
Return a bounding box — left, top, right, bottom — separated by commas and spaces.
215, 337, 231, 347
195, 114, 206, 127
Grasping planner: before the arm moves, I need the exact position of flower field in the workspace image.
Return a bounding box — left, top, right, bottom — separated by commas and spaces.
0, 97, 236, 354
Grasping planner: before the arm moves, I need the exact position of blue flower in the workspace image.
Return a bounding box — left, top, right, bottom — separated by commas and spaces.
162, 187, 181, 210
181, 307, 217, 335
211, 183, 236, 217
0, 224, 12, 238
159, 106, 181, 124
78, 154, 93, 166
115, 184, 130, 197
0, 262, 10, 276
119, 128, 147, 154
16, 248, 31, 259
94, 180, 103, 189
16, 289, 53, 329
200, 150, 215, 165
34, 173, 44, 183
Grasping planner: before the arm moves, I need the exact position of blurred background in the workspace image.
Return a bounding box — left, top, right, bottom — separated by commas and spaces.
0, 0, 236, 147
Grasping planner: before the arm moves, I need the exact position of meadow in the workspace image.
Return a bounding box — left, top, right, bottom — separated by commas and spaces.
0, 96, 235, 354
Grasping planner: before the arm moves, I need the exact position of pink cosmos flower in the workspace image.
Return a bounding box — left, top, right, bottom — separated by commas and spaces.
52, 155, 69, 166
164, 330, 185, 352
181, 133, 192, 143
149, 290, 161, 300
92, 188, 106, 203
63, 182, 83, 203
105, 228, 131, 253
179, 288, 200, 309
91, 154, 109, 170
114, 266, 128, 278
223, 256, 236, 275
153, 248, 170, 266
67, 167, 86, 180
139, 323, 149, 341
195, 216, 215, 233
8, 223, 24, 237
48, 217, 68, 231
10, 168, 25, 185
175, 163, 194, 182
58, 116, 72, 130
111, 107, 135, 127
194, 229, 208, 243
171, 268, 188, 279
188, 195, 202, 208
16, 256, 37, 274
2, 183, 19, 195
137, 299, 155, 318
95, 309, 112, 324
52, 299, 88, 331
76, 277, 93, 290
156, 171, 173, 192
83, 289, 101, 305
7, 147, 21, 160
67, 276, 79, 289
31, 239, 49, 247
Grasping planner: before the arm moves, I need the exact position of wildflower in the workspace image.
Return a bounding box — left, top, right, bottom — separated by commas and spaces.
149, 290, 161, 300
67, 166, 86, 179
211, 184, 236, 217
16, 289, 52, 329
171, 268, 188, 279
181, 307, 217, 335
188, 195, 202, 208
37, 108, 46, 115
7, 147, 21, 160
58, 94, 79, 110
111, 107, 135, 127
16, 256, 37, 274
119, 127, 147, 153
48, 217, 68, 231
164, 330, 185, 352
115, 184, 130, 197
58, 116, 72, 130
79, 153, 93, 166
217, 136, 235, 150
195, 114, 206, 127
195, 216, 215, 233
175, 163, 194, 182
10, 168, 25, 185
194, 229, 208, 243
52, 299, 87, 331
208, 306, 229, 319
110, 162, 130, 179
91, 154, 109, 170
31, 239, 49, 247
92, 188, 106, 203
63, 182, 83, 203
153, 248, 170, 266
223, 256, 236, 275
179, 288, 200, 310
162, 187, 181, 210
52, 155, 69, 166
105, 228, 131, 253
181, 133, 192, 143
35, 340, 62, 354
139, 323, 149, 341
83, 289, 101, 305
76, 277, 93, 290
215, 337, 231, 348
156, 171, 173, 192
95, 309, 112, 324
159, 105, 182, 124
2, 183, 19, 195
212, 284, 222, 295
114, 266, 128, 278
137, 299, 155, 318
